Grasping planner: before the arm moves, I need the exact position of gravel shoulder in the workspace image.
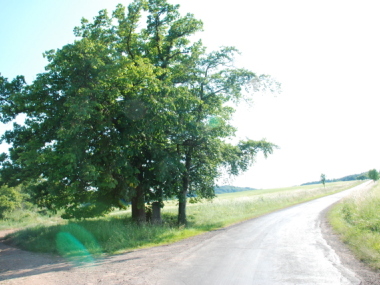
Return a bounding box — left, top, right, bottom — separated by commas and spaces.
1, 196, 380, 284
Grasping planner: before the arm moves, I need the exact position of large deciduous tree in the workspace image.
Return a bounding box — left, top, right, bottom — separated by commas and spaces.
0, 0, 278, 224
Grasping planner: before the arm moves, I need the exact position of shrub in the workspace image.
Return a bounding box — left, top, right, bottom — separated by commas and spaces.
0, 185, 23, 218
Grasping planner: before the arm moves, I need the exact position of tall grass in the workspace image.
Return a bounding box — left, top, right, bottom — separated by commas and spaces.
328, 181, 380, 269
0, 208, 63, 231
5, 181, 361, 259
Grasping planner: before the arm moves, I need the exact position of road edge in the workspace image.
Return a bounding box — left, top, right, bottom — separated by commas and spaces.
320, 203, 380, 284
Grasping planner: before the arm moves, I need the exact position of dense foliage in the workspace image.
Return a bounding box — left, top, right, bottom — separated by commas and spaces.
0, 0, 277, 224
368, 169, 379, 182
0, 184, 32, 219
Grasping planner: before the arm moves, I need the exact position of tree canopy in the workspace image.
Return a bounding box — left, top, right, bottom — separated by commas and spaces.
0, 0, 278, 224
320, 173, 326, 187
368, 169, 379, 182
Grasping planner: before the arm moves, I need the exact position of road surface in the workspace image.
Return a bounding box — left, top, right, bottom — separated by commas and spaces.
147, 181, 374, 284
1, 181, 378, 284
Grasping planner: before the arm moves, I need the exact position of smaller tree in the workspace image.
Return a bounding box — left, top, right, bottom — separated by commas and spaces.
320, 173, 326, 188
368, 169, 379, 182
0, 185, 24, 218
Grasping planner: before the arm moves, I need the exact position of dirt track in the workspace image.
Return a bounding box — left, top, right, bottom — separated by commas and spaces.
0, 227, 229, 284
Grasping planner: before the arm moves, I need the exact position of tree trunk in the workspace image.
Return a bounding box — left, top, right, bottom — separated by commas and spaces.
131, 184, 146, 224
152, 202, 162, 224
178, 189, 187, 226
178, 154, 191, 226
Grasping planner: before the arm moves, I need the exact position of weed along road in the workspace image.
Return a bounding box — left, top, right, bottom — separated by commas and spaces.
1, 181, 378, 284
146, 181, 374, 284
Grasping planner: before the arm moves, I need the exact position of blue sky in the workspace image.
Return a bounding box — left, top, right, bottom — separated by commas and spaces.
1, 0, 380, 188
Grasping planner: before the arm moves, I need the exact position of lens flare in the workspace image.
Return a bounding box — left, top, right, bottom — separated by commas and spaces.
56, 224, 102, 266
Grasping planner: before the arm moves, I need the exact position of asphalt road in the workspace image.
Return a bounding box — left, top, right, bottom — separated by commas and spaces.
148, 181, 373, 285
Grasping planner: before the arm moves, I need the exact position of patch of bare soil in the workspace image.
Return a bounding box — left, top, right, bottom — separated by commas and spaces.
0, 227, 223, 284
320, 206, 380, 285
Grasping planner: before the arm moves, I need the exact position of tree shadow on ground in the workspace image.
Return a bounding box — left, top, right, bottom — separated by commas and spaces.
0, 236, 72, 282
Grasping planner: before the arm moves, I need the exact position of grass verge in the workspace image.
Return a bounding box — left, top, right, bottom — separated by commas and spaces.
328, 181, 380, 270
4, 181, 362, 259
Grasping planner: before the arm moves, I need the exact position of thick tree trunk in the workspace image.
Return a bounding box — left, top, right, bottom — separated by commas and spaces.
178, 189, 187, 226
131, 184, 146, 224
152, 202, 162, 224
178, 154, 191, 226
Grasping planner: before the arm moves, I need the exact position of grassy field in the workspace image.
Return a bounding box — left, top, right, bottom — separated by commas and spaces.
328, 181, 380, 270
3, 180, 361, 261
0, 208, 63, 231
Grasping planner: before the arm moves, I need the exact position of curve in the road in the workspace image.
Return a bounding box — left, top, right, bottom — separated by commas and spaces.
148, 181, 373, 285
1, 181, 377, 285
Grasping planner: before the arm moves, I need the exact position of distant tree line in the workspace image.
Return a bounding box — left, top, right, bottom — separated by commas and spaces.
214, 185, 256, 194
302, 172, 371, 186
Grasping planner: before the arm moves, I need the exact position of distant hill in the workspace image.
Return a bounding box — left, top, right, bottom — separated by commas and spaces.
301, 172, 369, 186
215, 185, 256, 194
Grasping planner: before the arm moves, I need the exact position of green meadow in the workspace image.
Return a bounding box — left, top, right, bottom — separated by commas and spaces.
328, 181, 380, 270
3, 181, 360, 260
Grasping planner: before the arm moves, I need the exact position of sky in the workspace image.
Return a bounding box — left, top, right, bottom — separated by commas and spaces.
1, 0, 380, 189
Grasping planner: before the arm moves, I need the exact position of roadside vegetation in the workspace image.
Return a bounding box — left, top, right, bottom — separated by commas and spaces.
2, 181, 360, 260
328, 180, 380, 270
0, 184, 61, 230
